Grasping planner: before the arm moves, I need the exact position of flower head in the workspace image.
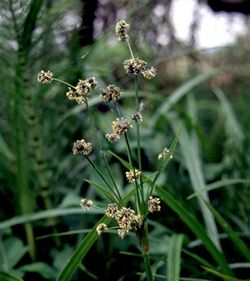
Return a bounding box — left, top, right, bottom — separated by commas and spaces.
126, 169, 141, 183
131, 113, 143, 123
72, 139, 93, 155
148, 196, 161, 213
96, 223, 108, 235
101, 84, 123, 102
141, 67, 157, 80
80, 198, 93, 210
105, 133, 121, 143
116, 207, 136, 231
37, 70, 53, 84
74, 77, 97, 104
158, 147, 172, 160
115, 20, 129, 41
123, 58, 147, 76
112, 117, 132, 136
105, 203, 118, 218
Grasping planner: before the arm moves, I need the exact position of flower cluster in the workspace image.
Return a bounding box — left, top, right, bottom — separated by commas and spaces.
99, 203, 138, 239
130, 112, 143, 123
67, 77, 97, 104
148, 196, 161, 213
106, 117, 132, 143
80, 198, 93, 211
96, 223, 108, 235
157, 147, 173, 160
101, 84, 122, 102
115, 20, 129, 42
37, 70, 53, 84
123, 58, 147, 76
72, 139, 93, 156
126, 169, 141, 183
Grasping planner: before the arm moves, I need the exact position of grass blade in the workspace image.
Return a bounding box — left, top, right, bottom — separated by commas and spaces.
202, 266, 249, 281
156, 185, 233, 276
56, 215, 112, 281
204, 201, 250, 261
167, 234, 184, 281
0, 271, 23, 281
187, 179, 250, 200
170, 117, 220, 249
150, 72, 215, 127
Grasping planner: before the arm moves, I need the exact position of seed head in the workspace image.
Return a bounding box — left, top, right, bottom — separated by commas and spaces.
115, 207, 136, 231
131, 113, 143, 123
105, 133, 121, 143
115, 20, 129, 41
74, 77, 97, 104
126, 169, 141, 183
101, 84, 122, 102
141, 67, 157, 80
105, 203, 118, 218
123, 58, 147, 76
157, 147, 171, 160
112, 117, 132, 135
37, 70, 53, 84
96, 223, 108, 235
80, 198, 93, 210
72, 139, 93, 156
148, 196, 161, 213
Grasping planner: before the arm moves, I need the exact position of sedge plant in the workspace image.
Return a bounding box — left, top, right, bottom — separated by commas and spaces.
37, 20, 178, 281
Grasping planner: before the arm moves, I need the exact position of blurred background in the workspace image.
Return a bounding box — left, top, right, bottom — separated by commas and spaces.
0, 0, 249, 280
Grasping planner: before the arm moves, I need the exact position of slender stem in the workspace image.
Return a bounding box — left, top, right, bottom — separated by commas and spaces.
126, 37, 135, 59
85, 101, 123, 204
143, 252, 154, 281
53, 78, 75, 89
85, 156, 121, 203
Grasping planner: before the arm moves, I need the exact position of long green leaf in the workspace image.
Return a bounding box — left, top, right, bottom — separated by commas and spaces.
167, 234, 184, 281
150, 72, 215, 127
0, 271, 23, 281
170, 116, 220, 249
187, 179, 250, 200
204, 201, 250, 261
0, 134, 14, 161
156, 185, 233, 276
85, 179, 117, 203
202, 266, 249, 281
56, 215, 111, 281
0, 208, 102, 230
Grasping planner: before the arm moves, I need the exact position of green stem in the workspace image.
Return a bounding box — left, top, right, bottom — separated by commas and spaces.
136, 221, 154, 281
126, 37, 135, 59
85, 156, 121, 203
85, 101, 123, 204
53, 78, 75, 88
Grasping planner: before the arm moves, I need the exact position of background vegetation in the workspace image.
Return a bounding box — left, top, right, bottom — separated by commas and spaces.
0, 0, 249, 280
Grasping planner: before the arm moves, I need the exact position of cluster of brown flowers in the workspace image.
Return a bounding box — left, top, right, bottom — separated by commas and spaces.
96, 203, 139, 239
72, 139, 93, 156
115, 20, 129, 41
67, 77, 98, 104
125, 169, 141, 183
106, 117, 132, 143
80, 198, 93, 211
157, 147, 173, 160
100, 84, 122, 102
37, 70, 53, 84
148, 196, 161, 213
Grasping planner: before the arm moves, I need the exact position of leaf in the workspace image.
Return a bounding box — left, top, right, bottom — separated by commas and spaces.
0, 134, 14, 162
18, 262, 56, 279
0, 271, 23, 281
156, 185, 233, 276
56, 215, 112, 281
85, 179, 117, 202
0, 208, 102, 230
108, 150, 132, 170
204, 200, 250, 261
170, 116, 220, 249
187, 179, 250, 200
167, 234, 184, 281
202, 266, 249, 281
150, 72, 215, 127
4, 237, 28, 269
